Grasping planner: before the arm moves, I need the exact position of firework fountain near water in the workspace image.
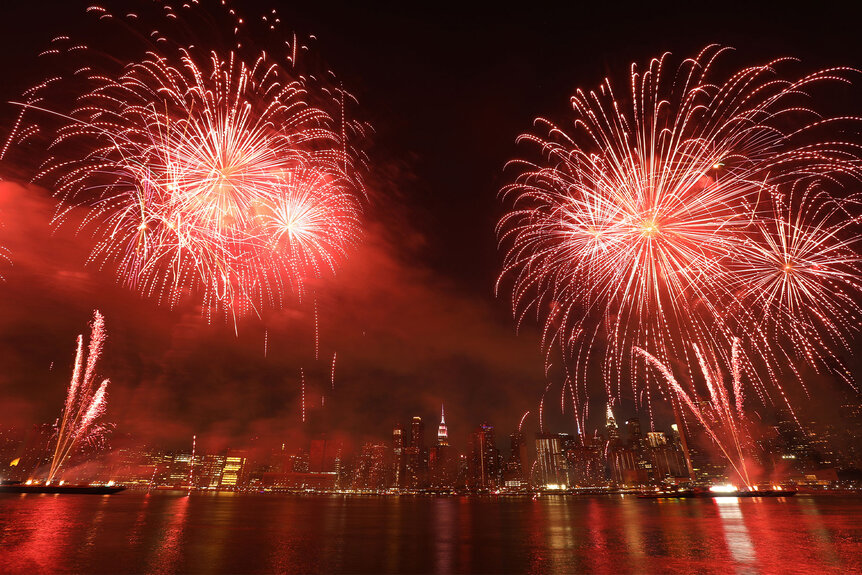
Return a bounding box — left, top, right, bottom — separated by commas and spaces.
497, 45, 862, 457
636, 339, 754, 485
6, 1, 369, 321
48, 310, 110, 483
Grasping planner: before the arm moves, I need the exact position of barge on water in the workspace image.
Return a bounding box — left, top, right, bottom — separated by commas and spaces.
0, 481, 125, 495
638, 487, 796, 499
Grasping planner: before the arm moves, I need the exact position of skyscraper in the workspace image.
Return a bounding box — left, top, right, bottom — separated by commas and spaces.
504, 430, 529, 490
392, 423, 405, 488
606, 404, 621, 446
563, 434, 606, 486
353, 443, 389, 491
470, 423, 500, 490
411, 417, 426, 450
407, 416, 428, 488
626, 418, 643, 446
219, 450, 248, 491
437, 406, 448, 447
536, 432, 571, 487
430, 406, 453, 488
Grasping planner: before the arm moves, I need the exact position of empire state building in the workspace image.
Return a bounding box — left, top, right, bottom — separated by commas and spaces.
437, 405, 449, 447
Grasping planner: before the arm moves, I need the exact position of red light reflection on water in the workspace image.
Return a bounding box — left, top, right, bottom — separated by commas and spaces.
146, 495, 189, 575
0, 494, 80, 572
1, 494, 861, 573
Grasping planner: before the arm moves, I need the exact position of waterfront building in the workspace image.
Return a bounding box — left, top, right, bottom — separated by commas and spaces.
536, 432, 570, 488
310, 437, 339, 473
606, 404, 621, 447
430, 406, 455, 488
503, 430, 529, 490
437, 406, 448, 446
406, 416, 429, 488
626, 418, 643, 447
219, 450, 248, 490
470, 423, 500, 489
392, 423, 405, 488
564, 435, 606, 487
353, 442, 389, 491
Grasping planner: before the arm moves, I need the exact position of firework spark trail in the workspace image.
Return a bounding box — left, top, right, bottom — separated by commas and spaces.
77, 380, 108, 437
313, 296, 320, 360
17, 2, 369, 320
62, 336, 84, 424
636, 345, 752, 486
497, 45, 862, 429
48, 311, 111, 482
188, 434, 196, 494
331, 352, 337, 390
538, 381, 554, 432
518, 410, 530, 433
80, 312, 105, 398
731, 338, 744, 419
300, 368, 306, 424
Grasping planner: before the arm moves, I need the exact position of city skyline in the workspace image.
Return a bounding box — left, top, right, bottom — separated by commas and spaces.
5, 396, 861, 493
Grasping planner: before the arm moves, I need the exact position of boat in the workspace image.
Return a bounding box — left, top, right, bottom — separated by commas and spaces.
638, 489, 697, 499
0, 483, 125, 495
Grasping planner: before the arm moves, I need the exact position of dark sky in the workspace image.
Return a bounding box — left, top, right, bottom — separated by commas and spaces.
0, 1, 860, 453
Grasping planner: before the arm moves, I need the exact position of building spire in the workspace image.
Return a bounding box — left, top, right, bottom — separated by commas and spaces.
437, 404, 449, 446
606, 402, 617, 427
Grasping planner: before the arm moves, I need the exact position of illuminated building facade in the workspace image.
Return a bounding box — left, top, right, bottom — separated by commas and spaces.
470, 424, 500, 489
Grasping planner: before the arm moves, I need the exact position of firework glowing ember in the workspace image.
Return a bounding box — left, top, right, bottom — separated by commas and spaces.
497, 45, 862, 429
48, 310, 111, 483
11, 1, 368, 320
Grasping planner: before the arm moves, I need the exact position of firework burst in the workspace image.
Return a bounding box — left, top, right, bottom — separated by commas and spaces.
48, 310, 111, 483
497, 45, 862, 428
14, 1, 368, 319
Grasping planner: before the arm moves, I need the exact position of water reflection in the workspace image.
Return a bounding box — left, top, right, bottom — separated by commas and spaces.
147, 494, 189, 575
715, 498, 756, 573
1, 494, 80, 573
431, 497, 455, 574
796, 497, 841, 567
1, 493, 861, 574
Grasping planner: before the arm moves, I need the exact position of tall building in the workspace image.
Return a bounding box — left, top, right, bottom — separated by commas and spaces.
503, 430, 529, 490
309, 438, 339, 473
195, 454, 226, 489
470, 424, 500, 489
353, 443, 389, 491
437, 406, 449, 447
647, 431, 667, 447
411, 417, 426, 451
219, 450, 248, 491
392, 424, 405, 488
564, 434, 606, 486
610, 447, 647, 485
606, 404, 621, 447
406, 416, 428, 488
648, 441, 687, 482
430, 406, 454, 488
536, 432, 570, 487
626, 418, 643, 446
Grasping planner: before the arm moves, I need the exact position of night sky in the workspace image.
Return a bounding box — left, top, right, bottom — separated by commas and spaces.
0, 1, 860, 453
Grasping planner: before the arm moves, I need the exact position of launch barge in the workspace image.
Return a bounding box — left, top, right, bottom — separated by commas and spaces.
638, 488, 796, 499
0, 481, 125, 495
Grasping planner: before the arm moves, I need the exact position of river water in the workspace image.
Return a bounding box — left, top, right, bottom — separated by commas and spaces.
1, 492, 861, 573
